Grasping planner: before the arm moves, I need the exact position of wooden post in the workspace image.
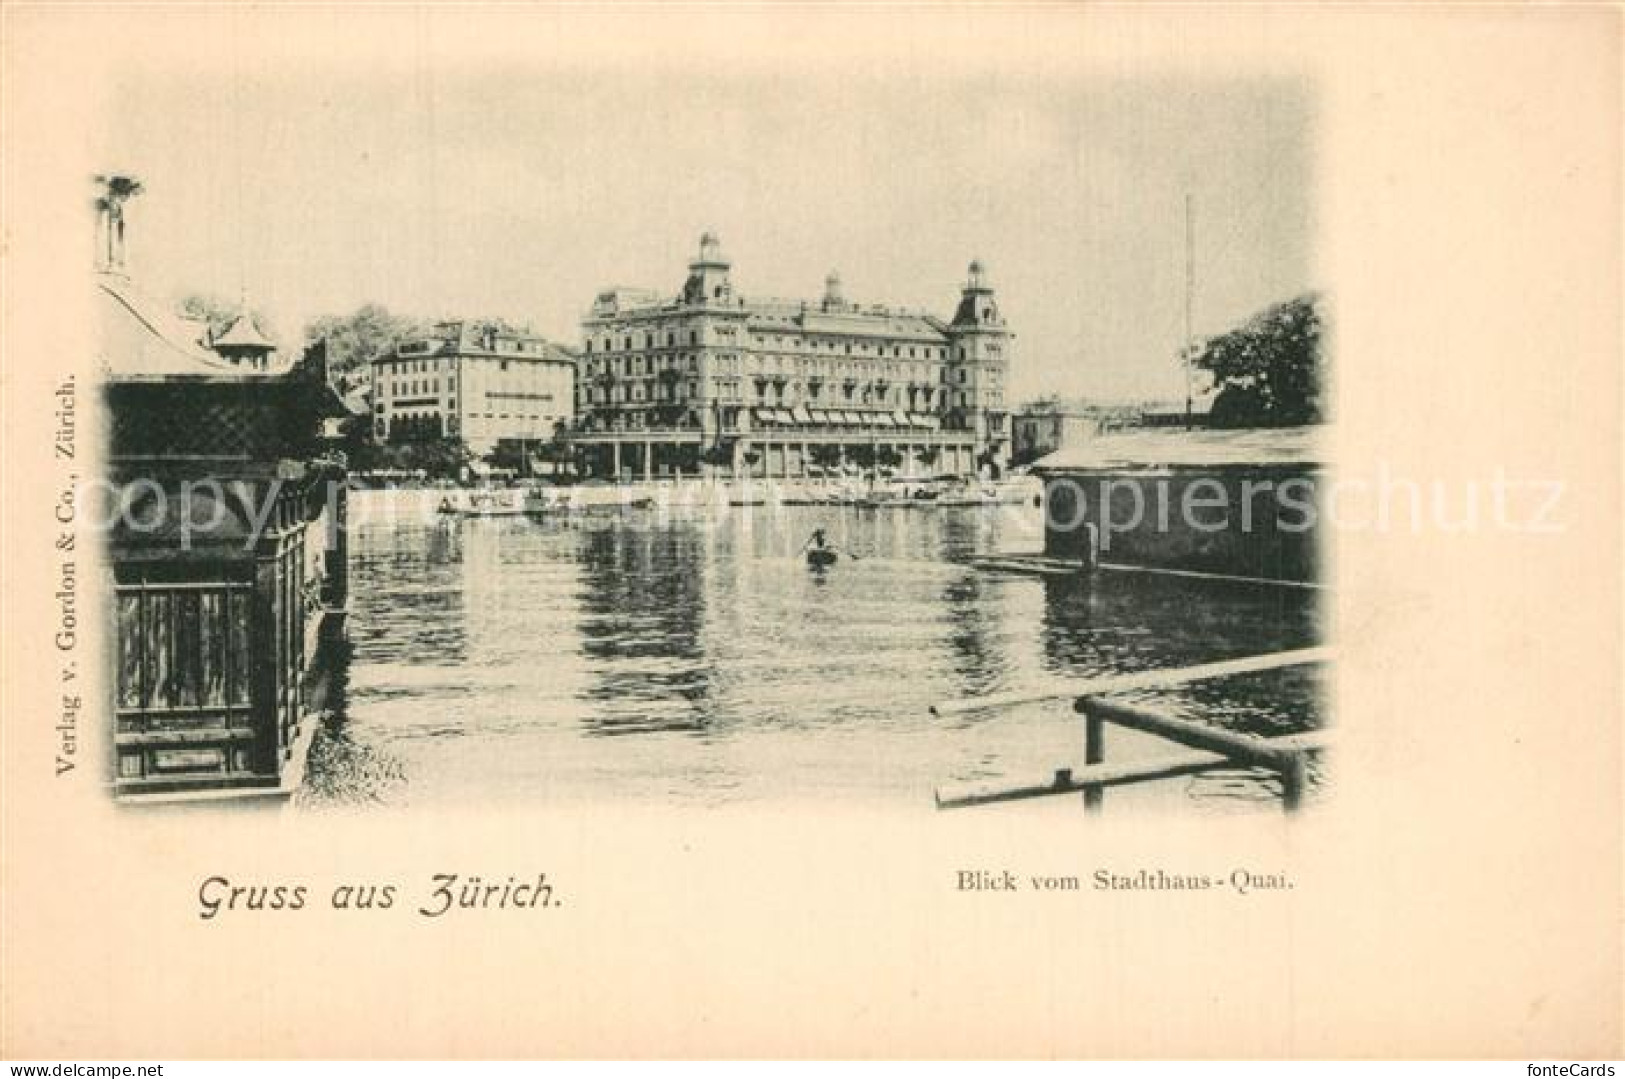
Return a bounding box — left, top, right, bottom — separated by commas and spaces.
1082, 522, 1100, 572
250, 527, 282, 778
1280, 751, 1308, 812
1080, 698, 1105, 813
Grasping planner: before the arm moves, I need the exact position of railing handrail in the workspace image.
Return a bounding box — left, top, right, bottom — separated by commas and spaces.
929, 646, 1334, 717
934, 729, 1335, 810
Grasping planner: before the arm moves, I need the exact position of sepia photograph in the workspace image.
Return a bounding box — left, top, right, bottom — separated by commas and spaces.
92, 65, 1326, 814
2, 2, 1619, 1064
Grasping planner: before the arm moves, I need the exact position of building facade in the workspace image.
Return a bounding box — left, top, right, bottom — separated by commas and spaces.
1035, 426, 1324, 583
1011, 406, 1103, 466
371, 321, 576, 456
574, 234, 1011, 480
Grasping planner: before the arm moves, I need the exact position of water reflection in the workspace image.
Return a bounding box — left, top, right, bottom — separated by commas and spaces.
303, 496, 1326, 810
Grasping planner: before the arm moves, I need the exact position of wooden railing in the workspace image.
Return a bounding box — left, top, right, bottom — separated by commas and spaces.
933, 647, 1333, 813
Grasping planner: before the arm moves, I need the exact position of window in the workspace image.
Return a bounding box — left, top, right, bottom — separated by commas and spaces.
115, 583, 253, 716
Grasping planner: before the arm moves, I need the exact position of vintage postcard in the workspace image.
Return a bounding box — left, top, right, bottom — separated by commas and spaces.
1, 3, 1619, 1061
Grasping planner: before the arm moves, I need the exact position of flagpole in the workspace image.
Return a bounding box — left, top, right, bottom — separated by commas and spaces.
1184, 192, 1195, 430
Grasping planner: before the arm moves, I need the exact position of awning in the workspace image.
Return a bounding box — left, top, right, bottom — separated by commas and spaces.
809, 409, 831, 424
842, 411, 863, 425
892, 410, 911, 428
776, 408, 797, 424
872, 412, 895, 428
791, 405, 813, 425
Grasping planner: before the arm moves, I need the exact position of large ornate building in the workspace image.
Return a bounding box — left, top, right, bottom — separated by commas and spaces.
574, 234, 1011, 479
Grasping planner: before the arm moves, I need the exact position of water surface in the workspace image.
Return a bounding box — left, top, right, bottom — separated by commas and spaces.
300, 494, 1326, 811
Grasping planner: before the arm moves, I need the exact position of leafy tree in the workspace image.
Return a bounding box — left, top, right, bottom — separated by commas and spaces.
809, 445, 844, 471
304, 304, 433, 381
488, 439, 536, 476
94, 175, 143, 266
1194, 292, 1326, 427
539, 420, 576, 467
700, 440, 735, 468
351, 437, 472, 480
875, 446, 904, 472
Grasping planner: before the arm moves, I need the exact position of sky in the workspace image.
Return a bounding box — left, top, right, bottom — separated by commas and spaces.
98, 33, 1314, 404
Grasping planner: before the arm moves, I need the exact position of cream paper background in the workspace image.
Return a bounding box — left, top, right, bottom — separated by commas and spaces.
1, 4, 1619, 1060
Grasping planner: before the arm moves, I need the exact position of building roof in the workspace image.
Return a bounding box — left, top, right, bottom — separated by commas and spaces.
1033, 425, 1327, 471
794, 309, 947, 342
212, 313, 275, 350
98, 274, 278, 381
340, 387, 372, 416
377, 323, 572, 366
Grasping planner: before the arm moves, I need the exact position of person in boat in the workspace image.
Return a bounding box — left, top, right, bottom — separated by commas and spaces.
802, 527, 853, 565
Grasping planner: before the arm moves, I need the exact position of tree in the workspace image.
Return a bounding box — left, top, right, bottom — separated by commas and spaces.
488, 439, 533, 477
539, 420, 576, 468
351, 436, 471, 481
304, 304, 433, 382
93, 175, 143, 268
809, 444, 844, 471
1194, 292, 1326, 427
875, 446, 904, 472
700, 440, 735, 469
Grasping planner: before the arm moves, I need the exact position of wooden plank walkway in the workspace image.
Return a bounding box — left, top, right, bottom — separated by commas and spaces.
931, 647, 1334, 813
930, 646, 1334, 716
935, 728, 1333, 812
966, 552, 1326, 591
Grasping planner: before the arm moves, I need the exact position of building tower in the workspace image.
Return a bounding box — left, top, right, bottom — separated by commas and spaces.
210, 313, 276, 371
680, 231, 733, 305
822, 270, 846, 312
945, 259, 1013, 470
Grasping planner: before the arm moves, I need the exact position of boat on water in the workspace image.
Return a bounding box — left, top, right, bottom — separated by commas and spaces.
441, 488, 529, 517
